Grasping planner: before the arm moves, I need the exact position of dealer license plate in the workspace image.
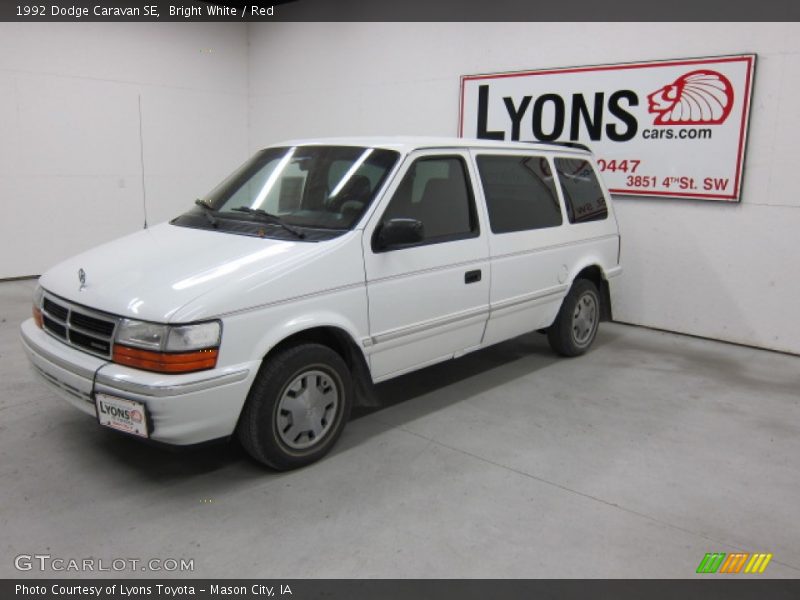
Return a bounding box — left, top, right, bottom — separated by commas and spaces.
95, 394, 149, 438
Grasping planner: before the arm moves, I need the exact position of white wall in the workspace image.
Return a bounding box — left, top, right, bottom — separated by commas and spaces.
0, 23, 249, 278
3, 22, 797, 355
247, 22, 800, 355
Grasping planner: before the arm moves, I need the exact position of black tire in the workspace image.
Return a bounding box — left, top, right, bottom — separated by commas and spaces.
237, 343, 352, 470
547, 279, 601, 357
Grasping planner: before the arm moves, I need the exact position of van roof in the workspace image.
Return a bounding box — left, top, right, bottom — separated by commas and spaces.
271, 136, 593, 155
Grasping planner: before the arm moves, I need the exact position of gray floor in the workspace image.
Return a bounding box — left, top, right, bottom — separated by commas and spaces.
1, 278, 798, 578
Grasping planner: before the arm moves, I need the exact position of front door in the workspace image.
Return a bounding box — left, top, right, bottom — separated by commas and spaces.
362, 150, 490, 382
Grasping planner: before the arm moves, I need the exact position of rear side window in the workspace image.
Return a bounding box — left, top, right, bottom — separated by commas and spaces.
382, 156, 478, 242
476, 155, 562, 233
554, 158, 608, 223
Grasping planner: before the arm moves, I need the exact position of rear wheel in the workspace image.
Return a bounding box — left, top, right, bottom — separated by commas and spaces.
547, 279, 601, 357
237, 343, 352, 470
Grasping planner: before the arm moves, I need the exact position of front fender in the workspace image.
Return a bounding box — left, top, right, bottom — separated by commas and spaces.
214, 284, 371, 369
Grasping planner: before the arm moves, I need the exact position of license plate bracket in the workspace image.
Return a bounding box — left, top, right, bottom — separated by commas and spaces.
95, 394, 150, 439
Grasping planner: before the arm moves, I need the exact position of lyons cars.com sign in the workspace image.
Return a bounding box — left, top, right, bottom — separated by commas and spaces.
459, 55, 755, 201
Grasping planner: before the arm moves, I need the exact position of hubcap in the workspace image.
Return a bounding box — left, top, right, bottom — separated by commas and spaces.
572, 292, 598, 346
276, 369, 339, 450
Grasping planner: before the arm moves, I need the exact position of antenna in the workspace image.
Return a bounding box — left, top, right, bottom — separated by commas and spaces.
138, 94, 148, 229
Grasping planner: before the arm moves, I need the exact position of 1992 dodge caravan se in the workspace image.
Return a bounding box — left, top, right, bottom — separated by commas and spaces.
20, 137, 621, 469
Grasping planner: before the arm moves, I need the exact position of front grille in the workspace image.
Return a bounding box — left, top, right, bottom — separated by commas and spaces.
69, 311, 115, 336
43, 315, 67, 338
41, 294, 118, 359
43, 297, 68, 321
69, 329, 112, 355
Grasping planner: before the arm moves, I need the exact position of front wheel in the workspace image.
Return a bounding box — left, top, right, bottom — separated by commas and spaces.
237, 343, 352, 470
547, 279, 601, 357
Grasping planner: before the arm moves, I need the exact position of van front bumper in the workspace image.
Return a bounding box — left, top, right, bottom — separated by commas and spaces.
20, 318, 259, 445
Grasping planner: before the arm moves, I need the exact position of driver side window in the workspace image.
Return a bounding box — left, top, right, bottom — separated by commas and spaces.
381, 156, 479, 245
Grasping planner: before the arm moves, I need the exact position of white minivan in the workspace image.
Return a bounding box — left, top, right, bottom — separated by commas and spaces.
20, 137, 621, 469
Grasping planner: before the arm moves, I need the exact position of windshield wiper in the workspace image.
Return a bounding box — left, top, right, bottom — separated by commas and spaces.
194, 199, 219, 227
229, 207, 306, 239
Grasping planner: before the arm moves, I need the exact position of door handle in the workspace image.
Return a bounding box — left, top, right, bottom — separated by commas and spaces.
464, 269, 482, 284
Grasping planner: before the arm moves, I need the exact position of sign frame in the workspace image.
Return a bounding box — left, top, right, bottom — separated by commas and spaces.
459, 54, 756, 202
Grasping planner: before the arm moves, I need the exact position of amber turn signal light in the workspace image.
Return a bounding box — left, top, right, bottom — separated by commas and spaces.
33, 306, 43, 329
112, 345, 219, 374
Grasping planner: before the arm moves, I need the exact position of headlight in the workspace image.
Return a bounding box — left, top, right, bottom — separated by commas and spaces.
167, 322, 221, 352
116, 319, 167, 350
113, 319, 221, 374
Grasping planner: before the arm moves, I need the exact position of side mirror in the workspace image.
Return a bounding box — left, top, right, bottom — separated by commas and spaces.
374, 218, 424, 251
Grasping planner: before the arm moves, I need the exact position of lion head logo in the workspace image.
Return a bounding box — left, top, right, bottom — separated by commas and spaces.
647, 70, 734, 125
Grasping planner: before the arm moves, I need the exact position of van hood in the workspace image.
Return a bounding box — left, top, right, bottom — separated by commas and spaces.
39, 223, 350, 323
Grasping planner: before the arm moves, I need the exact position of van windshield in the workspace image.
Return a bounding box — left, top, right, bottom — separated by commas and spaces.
172, 146, 400, 241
